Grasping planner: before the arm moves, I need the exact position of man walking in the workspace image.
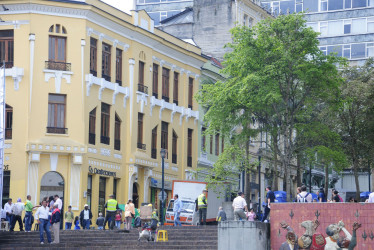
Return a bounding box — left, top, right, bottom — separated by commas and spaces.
51, 203, 61, 244
297, 185, 312, 203
262, 186, 275, 222
104, 194, 119, 230
35, 200, 52, 244
4, 198, 13, 224
79, 204, 92, 230
232, 192, 248, 221
24, 195, 35, 232
10, 198, 24, 231
173, 194, 183, 226
198, 189, 208, 225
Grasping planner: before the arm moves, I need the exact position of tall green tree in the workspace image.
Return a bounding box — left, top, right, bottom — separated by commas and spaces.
198, 13, 344, 200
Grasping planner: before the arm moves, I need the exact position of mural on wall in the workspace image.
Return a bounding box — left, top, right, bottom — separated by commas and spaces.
270, 203, 373, 250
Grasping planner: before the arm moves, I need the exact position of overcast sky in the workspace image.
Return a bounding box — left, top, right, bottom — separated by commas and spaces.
101, 0, 134, 14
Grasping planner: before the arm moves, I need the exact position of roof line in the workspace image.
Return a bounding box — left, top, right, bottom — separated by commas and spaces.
160, 7, 193, 24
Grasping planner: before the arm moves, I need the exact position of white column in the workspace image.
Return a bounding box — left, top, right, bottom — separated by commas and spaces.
70, 164, 81, 210
27, 161, 39, 205
129, 59, 135, 135
81, 39, 86, 110
29, 34, 35, 112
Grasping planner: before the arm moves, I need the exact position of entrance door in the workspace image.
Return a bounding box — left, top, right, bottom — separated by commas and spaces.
133, 183, 139, 208
40, 171, 64, 203
98, 177, 106, 216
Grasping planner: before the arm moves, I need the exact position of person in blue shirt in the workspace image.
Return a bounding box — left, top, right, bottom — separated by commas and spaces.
173, 194, 183, 226
317, 188, 327, 202
262, 186, 275, 222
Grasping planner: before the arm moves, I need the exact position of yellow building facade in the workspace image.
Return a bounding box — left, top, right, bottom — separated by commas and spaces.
0, 0, 205, 226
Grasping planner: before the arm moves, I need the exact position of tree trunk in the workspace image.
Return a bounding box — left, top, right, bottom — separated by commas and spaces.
324, 164, 329, 200
353, 160, 361, 201
245, 139, 252, 204
272, 150, 279, 191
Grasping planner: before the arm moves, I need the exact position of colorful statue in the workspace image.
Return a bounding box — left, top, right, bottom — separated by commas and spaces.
298, 220, 320, 249
279, 221, 299, 250
325, 221, 361, 250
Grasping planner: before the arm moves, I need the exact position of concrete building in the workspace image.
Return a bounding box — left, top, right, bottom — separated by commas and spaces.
0, 0, 205, 225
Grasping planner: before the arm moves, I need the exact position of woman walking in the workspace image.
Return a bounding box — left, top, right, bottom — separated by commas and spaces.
124, 199, 135, 230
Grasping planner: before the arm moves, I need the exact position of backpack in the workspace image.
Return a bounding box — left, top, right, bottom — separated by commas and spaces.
338, 195, 344, 202
298, 193, 310, 203
134, 217, 141, 228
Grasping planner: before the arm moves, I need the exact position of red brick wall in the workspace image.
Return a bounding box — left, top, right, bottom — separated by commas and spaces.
270, 203, 374, 250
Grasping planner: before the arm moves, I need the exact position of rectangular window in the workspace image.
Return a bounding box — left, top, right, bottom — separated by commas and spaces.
352, 0, 366, 8
114, 114, 121, 151
49, 36, 66, 62
100, 103, 110, 145
296, 0, 303, 12
329, 0, 344, 10
1, 170, 10, 208
345, 0, 352, 8
303, 0, 319, 12
343, 44, 351, 58
188, 77, 193, 109
5, 105, 12, 140
113, 179, 117, 200
243, 14, 247, 26
161, 121, 168, 152
367, 17, 374, 32
307, 22, 318, 32
215, 133, 219, 156
162, 67, 170, 102
153, 64, 159, 98
328, 20, 343, 36
327, 45, 342, 57
87, 175, 92, 210
344, 20, 352, 34
351, 43, 366, 59
102, 43, 111, 82
320, 22, 328, 36
280, 0, 295, 14
272, 1, 280, 16
89, 108, 96, 145
137, 113, 145, 149
352, 18, 366, 34
201, 127, 206, 151
90, 38, 97, 76
47, 94, 66, 134
320, 46, 327, 55
0, 30, 14, 68
116, 48, 122, 85
210, 135, 213, 154
369, 0, 374, 6
173, 72, 179, 105
98, 177, 106, 215
187, 129, 193, 167
320, 0, 328, 11
172, 131, 177, 164
151, 126, 157, 159
138, 61, 148, 94
367, 43, 374, 57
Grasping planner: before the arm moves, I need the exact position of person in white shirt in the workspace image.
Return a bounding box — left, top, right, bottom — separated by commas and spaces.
232, 192, 249, 221
35, 200, 52, 244
297, 186, 313, 203
4, 198, 14, 223
54, 195, 62, 210
368, 192, 374, 203
10, 198, 24, 231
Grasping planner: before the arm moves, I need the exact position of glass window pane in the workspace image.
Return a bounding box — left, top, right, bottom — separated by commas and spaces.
367, 47, 374, 57
329, 0, 344, 10
304, 0, 319, 12
368, 22, 374, 32
351, 43, 366, 58
345, 0, 352, 8
327, 45, 342, 57
344, 24, 351, 34
321, 1, 328, 11
352, 18, 366, 33
328, 20, 343, 36
280, 1, 295, 14
261, 2, 271, 12
343, 48, 351, 58
307, 22, 319, 32
370, 0, 374, 7
352, 0, 366, 8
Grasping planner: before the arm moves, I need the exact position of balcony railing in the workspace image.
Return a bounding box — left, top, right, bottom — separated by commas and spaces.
138, 84, 148, 94
116, 80, 122, 86
5, 128, 12, 140
153, 93, 158, 99
114, 139, 121, 151
45, 61, 71, 71
172, 154, 177, 164
89, 133, 95, 145
0, 61, 13, 69
101, 136, 110, 145
162, 96, 170, 102
90, 69, 97, 77
137, 143, 146, 150
102, 74, 111, 82
173, 100, 178, 106
46, 127, 68, 134
151, 148, 157, 159
187, 156, 192, 167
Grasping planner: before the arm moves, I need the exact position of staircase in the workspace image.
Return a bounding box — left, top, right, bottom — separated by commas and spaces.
0, 226, 218, 249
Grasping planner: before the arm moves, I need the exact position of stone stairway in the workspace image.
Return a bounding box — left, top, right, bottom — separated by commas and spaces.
0, 226, 218, 249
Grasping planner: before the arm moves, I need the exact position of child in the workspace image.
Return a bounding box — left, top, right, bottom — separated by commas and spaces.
115, 210, 122, 229
96, 213, 105, 230
74, 216, 80, 230
246, 208, 256, 221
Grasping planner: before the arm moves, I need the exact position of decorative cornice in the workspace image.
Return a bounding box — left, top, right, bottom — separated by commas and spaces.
1, 67, 24, 91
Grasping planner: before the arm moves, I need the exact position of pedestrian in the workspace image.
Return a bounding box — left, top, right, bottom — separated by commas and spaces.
332, 190, 341, 202
293, 187, 301, 202
104, 194, 119, 230
262, 186, 275, 222
124, 199, 135, 230
4, 198, 14, 224
297, 185, 312, 203
74, 216, 80, 230
317, 188, 327, 202
54, 195, 62, 210
232, 192, 248, 221
115, 210, 122, 229
35, 200, 52, 244
48, 196, 54, 211
64, 205, 74, 230
246, 208, 256, 222
10, 198, 24, 231
79, 204, 92, 229
197, 189, 208, 225
173, 194, 183, 226
216, 207, 227, 222
368, 191, 374, 203
96, 213, 105, 230
24, 195, 36, 232
51, 203, 61, 244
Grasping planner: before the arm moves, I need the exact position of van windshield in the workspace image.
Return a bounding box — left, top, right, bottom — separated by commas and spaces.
167, 200, 195, 213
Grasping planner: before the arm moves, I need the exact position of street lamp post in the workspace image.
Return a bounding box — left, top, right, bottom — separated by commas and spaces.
160, 149, 166, 226
257, 149, 262, 215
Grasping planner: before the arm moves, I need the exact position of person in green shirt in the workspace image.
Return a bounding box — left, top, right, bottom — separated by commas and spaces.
64, 205, 74, 230
24, 195, 37, 232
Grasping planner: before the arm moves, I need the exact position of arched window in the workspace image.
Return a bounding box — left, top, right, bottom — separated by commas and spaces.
47, 24, 68, 71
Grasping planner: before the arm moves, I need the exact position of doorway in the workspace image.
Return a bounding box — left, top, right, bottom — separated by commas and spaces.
132, 183, 139, 208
